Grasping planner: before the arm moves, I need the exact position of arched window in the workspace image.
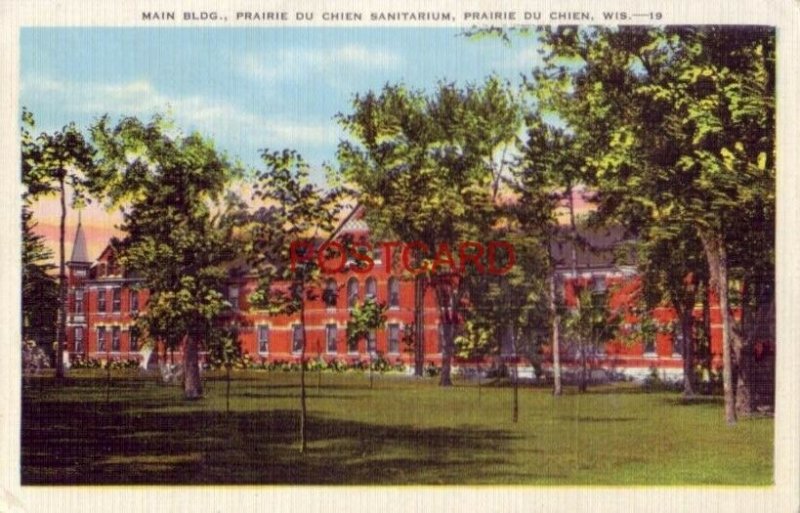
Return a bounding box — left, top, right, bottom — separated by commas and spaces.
323, 279, 338, 308
347, 277, 359, 308
388, 277, 400, 308
365, 277, 377, 299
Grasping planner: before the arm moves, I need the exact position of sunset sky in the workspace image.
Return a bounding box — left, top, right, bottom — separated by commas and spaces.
21, 27, 585, 263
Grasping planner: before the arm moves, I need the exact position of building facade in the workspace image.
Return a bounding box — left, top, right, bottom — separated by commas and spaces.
64, 206, 725, 379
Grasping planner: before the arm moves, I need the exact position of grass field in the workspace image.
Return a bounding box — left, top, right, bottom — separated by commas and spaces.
21, 370, 773, 485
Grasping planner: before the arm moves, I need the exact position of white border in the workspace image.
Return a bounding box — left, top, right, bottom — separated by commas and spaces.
2, 1, 798, 512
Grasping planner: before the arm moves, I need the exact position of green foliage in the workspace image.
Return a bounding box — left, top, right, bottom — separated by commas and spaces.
21, 205, 58, 347
347, 297, 387, 349
90, 115, 244, 354
247, 149, 343, 318
562, 288, 622, 353
206, 326, 243, 370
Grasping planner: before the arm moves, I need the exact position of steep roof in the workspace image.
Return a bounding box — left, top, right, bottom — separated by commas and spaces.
68, 216, 90, 263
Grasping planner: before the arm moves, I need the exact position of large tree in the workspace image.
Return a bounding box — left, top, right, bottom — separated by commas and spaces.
532, 26, 775, 422
21, 110, 95, 379
90, 115, 243, 399
337, 78, 521, 385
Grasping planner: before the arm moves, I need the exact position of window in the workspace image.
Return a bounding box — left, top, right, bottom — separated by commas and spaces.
292, 325, 303, 353
347, 278, 359, 308
228, 285, 240, 310
326, 324, 337, 353
323, 279, 338, 308
74, 289, 84, 314
367, 330, 377, 354
130, 290, 139, 313
112, 288, 121, 312
365, 277, 377, 299
97, 289, 107, 312
388, 323, 400, 354
74, 327, 84, 353
258, 326, 269, 354
129, 327, 139, 352
112, 327, 121, 351
388, 277, 400, 308
97, 327, 106, 352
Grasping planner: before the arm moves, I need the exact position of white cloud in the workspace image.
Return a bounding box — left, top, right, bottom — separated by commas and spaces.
505, 47, 543, 72
22, 75, 340, 154
236, 44, 402, 84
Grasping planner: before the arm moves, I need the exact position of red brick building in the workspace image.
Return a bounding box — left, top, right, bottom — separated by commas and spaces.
65, 206, 724, 380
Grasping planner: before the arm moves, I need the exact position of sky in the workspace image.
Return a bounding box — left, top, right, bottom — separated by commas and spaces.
21, 27, 549, 261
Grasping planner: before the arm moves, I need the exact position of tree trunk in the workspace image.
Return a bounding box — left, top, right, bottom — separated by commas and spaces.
578, 342, 588, 393
414, 274, 425, 377
299, 302, 308, 453
226, 365, 231, 413
56, 176, 67, 381
512, 360, 519, 423
437, 284, 454, 387
678, 309, 696, 398
183, 335, 203, 400
549, 270, 563, 396
699, 231, 736, 424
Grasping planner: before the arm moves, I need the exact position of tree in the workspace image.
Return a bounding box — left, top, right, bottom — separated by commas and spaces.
22, 110, 95, 380
90, 114, 243, 399
337, 78, 522, 385
532, 26, 774, 422
207, 325, 243, 413
635, 227, 708, 397
512, 114, 588, 396
21, 204, 58, 352
466, 227, 550, 420
247, 149, 342, 453
347, 297, 388, 389
562, 287, 621, 393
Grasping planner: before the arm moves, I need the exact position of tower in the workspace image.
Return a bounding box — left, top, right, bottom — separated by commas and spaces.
66, 214, 91, 355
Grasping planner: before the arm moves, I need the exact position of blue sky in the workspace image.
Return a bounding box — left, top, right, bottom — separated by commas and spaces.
21, 28, 542, 174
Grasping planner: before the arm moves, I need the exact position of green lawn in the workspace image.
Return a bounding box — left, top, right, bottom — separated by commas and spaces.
21, 370, 773, 485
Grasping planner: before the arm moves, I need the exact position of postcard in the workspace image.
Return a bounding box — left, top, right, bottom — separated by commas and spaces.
3, 0, 798, 512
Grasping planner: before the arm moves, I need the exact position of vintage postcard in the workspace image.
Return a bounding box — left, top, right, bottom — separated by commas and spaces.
2, 0, 798, 512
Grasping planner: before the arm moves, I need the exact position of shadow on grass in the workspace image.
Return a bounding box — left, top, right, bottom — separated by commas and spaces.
22, 394, 517, 485
663, 395, 725, 407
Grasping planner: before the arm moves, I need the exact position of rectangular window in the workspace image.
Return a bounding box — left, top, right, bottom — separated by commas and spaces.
74, 289, 84, 314
112, 327, 121, 351
74, 327, 84, 353
292, 325, 303, 353
129, 328, 138, 352
326, 324, 337, 354
388, 323, 400, 354
258, 326, 269, 354
367, 330, 377, 354
97, 327, 106, 352
388, 279, 400, 308
97, 289, 107, 312
112, 288, 121, 312
130, 290, 139, 313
